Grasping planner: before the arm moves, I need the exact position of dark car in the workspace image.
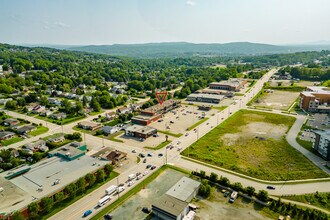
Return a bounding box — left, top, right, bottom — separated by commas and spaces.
104, 214, 113, 220
151, 165, 156, 170
142, 207, 151, 213
158, 153, 163, 157
224, 191, 230, 197
143, 158, 147, 163
83, 210, 92, 217
146, 164, 152, 169
139, 153, 145, 158
267, 186, 276, 190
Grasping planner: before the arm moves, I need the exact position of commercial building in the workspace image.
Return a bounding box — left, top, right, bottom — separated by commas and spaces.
105, 150, 127, 165
152, 177, 200, 220
186, 93, 224, 104
3, 165, 31, 180
312, 130, 330, 160
125, 124, 157, 139
299, 87, 330, 112
209, 78, 248, 91
131, 100, 181, 125
48, 142, 87, 161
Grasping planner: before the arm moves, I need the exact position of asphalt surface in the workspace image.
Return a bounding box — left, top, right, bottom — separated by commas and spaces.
2, 69, 330, 219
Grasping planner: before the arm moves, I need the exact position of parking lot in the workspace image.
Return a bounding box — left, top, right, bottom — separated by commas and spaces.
116, 132, 175, 149
109, 169, 186, 220
307, 113, 330, 130
150, 105, 217, 135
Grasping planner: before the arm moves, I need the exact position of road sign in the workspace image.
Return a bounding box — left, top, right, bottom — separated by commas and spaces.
156, 91, 168, 105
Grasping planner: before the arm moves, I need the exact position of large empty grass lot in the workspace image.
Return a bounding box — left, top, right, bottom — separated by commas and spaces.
182, 110, 329, 181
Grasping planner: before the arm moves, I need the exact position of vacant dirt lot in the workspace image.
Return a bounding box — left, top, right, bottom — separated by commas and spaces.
195, 189, 271, 220
253, 90, 299, 110
110, 169, 186, 220
269, 80, 316, 87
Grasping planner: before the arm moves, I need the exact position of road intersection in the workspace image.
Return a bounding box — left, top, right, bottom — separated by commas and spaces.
2, 69, 330, 219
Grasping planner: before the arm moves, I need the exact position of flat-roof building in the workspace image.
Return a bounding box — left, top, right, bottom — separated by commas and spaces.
125, 124, 157, 139
186, 93, 224, 104
299, 86, 330, 112
152, 177, 200, 220
131, 100, 181, 125
78, 121, 102, 131
312, 130, 330, 160
48, 142, 87, 161
209, 78, 248, 92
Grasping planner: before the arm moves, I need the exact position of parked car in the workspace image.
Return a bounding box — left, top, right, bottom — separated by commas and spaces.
224, 191, 230, 197
151, 165, 156, 170
185, 133, 189, 136
147, 153, 153, 157
142, 207, 151, 213
146, 164, 152, 169
83, 210, 92, 217
153, 134, 159, 137
143, 158, 147, 163
158, 153, 163, 157
104, 214, 113, 220
132, 150, 136, 153
139, 153, 145, 158
267, 186, 276, 190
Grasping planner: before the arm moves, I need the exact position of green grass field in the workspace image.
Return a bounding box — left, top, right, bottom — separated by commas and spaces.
186, 117, 209, 131
182, 110, 329, 181
29, 126, 49, 136
145, 140, 171, 150
283, 192, 330, 212
1, 136, 24, 146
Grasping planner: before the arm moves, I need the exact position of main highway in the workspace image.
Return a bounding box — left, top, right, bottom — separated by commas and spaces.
3, 68, 330, 219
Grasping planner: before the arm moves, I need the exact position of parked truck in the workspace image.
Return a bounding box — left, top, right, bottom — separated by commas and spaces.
229, 191, 238, 203
105, 185, 118, 195
128, 173, 136, 181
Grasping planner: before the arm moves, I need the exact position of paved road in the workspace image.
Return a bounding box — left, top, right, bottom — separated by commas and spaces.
5, 68, 330, 219
49, 68, 291, 220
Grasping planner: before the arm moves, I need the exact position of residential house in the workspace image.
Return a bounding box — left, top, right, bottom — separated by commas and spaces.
17, 125, 36, 135
0, 131, 15, 140
3, 118, 20, 126
48, 98, 62, 106
116, 106, 131, 115
105, 112, 116, 121
24, 140, 47, 152
47, 134, 65, 143
102, 126, 119, 135
39, 110, 52, 117
50, 113, 67, 120
31, 105, 46, 114
78, 121, 102, 131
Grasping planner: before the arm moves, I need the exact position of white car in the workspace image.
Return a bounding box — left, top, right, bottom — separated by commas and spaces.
128, 181, 135, 187
143, 170, 149, 176
185, 133, 189, 136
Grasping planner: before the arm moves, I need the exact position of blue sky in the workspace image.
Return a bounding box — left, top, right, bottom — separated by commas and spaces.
0, 0, 329, 45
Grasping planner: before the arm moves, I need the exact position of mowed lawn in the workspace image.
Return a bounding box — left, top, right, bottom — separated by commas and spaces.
182, 110, 329, 181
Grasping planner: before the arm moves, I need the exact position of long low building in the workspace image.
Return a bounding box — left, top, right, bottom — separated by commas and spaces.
125, 124, 157, 139
152, 177, 200, 220
131, 99, 181, 125
209, 78, 248, 91
186, 93, 224, 104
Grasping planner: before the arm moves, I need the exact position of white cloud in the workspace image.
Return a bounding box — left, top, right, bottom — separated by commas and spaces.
186, 0, 196, 6
54, 21, 71, 28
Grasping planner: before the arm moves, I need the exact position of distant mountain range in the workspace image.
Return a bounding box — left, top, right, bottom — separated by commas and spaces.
22, 42, 330, 58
